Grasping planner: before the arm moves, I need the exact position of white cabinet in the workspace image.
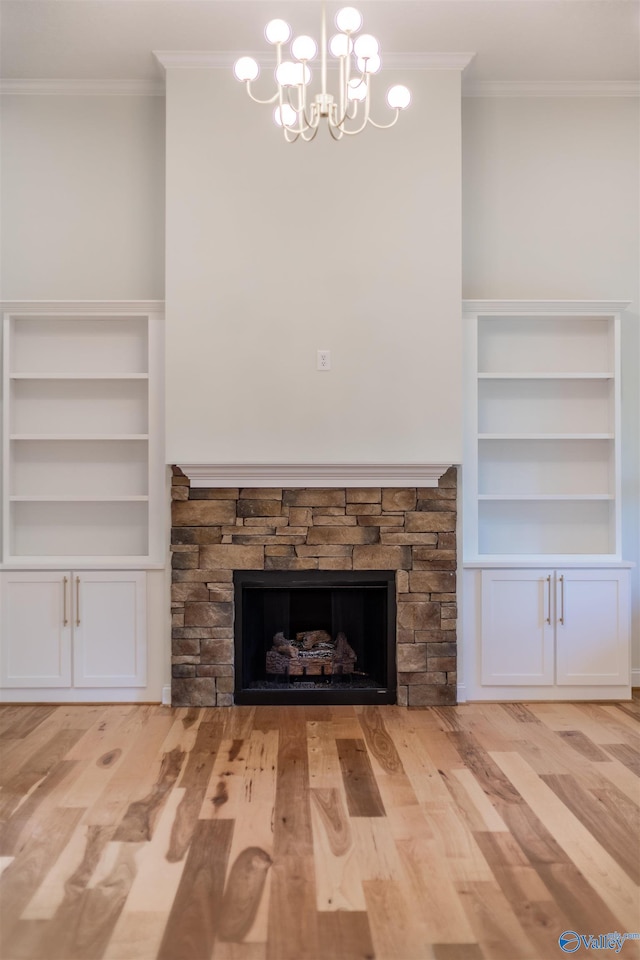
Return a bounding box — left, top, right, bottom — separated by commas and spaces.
0, 570, 146, 689
2, 303, 164, 564
463, 301, 628, 563
480, 568, 630, 692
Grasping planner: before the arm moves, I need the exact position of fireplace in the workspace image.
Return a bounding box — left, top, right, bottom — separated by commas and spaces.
234, 570, 397, 705
171, 469, 458, 707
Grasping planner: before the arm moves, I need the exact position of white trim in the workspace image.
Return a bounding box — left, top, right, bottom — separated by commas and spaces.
178, 463, 453, 488
464, 81, 640, 99
154, 51, 475, 72
162, 685, 172, 706
632, 669, 640, 689
463, 299, 631, 316
0, 79, 165, 97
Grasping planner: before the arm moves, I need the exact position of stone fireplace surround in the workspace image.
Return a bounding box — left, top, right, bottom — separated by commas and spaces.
170, 467, 457, 707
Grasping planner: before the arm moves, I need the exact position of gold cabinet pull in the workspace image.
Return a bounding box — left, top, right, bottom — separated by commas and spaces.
558, 574, 565, 625
76, 577, 81, 627
63, 576, 69, 626
545, 575, 551, 624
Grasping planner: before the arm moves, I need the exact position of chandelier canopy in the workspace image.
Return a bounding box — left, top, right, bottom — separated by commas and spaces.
233, 5, 411, 142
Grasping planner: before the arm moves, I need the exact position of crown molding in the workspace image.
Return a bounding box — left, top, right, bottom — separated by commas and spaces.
0, 79, 165, 97
463, 299, 632, 316
153, 51, 475, 71
179, 463, 453, 488
463, 80, 640, 98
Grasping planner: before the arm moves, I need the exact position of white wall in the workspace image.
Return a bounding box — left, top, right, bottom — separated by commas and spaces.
0, 95, 165, 300
165, 68, 463, 465
462, 95, 640, 672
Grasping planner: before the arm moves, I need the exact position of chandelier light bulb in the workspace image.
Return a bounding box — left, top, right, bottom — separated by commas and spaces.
291, 35, 318, 61
335, 7, 363, 33
265, 19, 292, 44
357, 53, 381, 74
387, 84, 411, 109
329, 33, 353, 58
275, 61, 296, 86
233, 56, 260, 82
353, 34, 379, 59
347, 77, 367, 101
274, 103, 297, 127
277, 61, 311, 86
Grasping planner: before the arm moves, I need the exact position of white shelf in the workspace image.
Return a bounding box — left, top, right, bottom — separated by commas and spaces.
10, 373, 149, 380
9, 495, 149, 502
10, 434, 149, 441
478, 494, 614, 501
478, 433, 614, 441
477, 372, 614, 380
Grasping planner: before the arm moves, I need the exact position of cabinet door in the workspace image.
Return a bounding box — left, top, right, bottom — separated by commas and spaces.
0, 572, 72, 687
556, 570, 629, 685
481, 570, 554, 685
72, 571, 146, 687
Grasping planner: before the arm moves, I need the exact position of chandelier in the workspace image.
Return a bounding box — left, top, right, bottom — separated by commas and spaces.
232, 5, 411, 142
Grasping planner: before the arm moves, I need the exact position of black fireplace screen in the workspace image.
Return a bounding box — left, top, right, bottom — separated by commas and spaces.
234, 570, 396, 705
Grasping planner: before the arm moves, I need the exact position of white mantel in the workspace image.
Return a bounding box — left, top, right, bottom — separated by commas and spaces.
178, 463, 454, 488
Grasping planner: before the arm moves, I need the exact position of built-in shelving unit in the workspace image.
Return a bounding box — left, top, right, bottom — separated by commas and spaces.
1, 303, 164, 566
461, 300, 631, 703
463, 301, 626, 564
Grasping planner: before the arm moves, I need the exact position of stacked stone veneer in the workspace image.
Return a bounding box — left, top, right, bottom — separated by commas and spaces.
171, 467, 457, 707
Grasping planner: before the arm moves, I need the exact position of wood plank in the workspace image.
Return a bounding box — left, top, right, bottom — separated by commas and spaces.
0, 806, 85, 949
113, 745, 185, 842
336, 739, 386, 818
0, 705, 57, 741
358, 706, 404, 774
363, 879, 434, 960
540, 773, 640, 883
316, 910, 376, 960
157, 819, 234, 960
218, 846, 274, 942
603, 742, 640, 776
266, 854, 319, 960
0, 759, 78, 856
310, 787, 365, 911
557, 729, 612, 762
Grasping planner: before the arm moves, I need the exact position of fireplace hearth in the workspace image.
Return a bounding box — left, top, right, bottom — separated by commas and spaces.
234, 570, 396, 705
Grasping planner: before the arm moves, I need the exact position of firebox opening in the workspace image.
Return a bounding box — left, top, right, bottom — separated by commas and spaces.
234, 570, 397, 705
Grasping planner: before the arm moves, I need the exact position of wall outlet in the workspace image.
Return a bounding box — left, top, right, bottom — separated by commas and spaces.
317, 349, 331, 371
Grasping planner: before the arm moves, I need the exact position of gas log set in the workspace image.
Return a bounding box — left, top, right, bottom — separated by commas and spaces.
266, 628, 357, 679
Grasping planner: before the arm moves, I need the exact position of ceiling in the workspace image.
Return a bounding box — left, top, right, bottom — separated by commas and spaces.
1, 0, 638, 84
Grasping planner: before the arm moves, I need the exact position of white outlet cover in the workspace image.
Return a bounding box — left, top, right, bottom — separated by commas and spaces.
317, 349, 331, 370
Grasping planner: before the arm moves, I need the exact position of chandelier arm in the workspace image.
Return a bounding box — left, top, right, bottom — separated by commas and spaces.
295, 84, 312, 136
367, 109, 401, 130
283, 126, 300, 143
336, 76, 371, 134
246, 80, 280, 105
327, 102, 344, 140
300, 123, 321, 142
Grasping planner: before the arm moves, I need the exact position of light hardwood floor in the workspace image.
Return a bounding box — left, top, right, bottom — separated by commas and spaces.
0, 700, 638, 960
